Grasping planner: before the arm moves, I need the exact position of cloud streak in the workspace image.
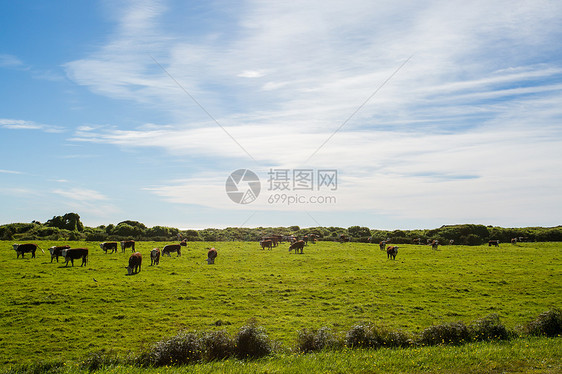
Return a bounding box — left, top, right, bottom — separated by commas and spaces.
56, 0, 562, 227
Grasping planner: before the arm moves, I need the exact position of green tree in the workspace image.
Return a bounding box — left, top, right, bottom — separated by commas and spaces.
45, 213, 84, 232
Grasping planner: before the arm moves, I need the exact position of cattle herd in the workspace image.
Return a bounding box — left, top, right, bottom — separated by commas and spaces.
11, 234, 520, 269
10, 240, 219, 275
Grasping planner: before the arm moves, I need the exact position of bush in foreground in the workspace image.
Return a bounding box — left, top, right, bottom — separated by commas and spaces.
296, 327, 342, 353
469, 313, 512, 342
418, 321, 471, 346
345, 323, 411, 349
525, 308, 562, 337
234, 320, 273, 359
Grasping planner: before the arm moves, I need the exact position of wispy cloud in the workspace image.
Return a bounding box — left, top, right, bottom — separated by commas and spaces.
52, 188, 110, 202
0, 119, 65, 133
59, 0, 562, 226
0, 169, 23, 175
0, 54, 25, 68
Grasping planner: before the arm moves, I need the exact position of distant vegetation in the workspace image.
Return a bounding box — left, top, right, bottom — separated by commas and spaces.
1, 212, 561, 243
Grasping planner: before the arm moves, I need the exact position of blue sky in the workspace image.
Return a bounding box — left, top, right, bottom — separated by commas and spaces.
1, 0, 561, 230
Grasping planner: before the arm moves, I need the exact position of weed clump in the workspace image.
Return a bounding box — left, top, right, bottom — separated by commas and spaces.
296, 327, 342, 353
525, 308, 562, 337
418, 321, 471, 346
202, 330, 236, 361
345, 323, 411, 349
137, 331, 204, 367
469, 313, 511, 341
234, 320, 272, 359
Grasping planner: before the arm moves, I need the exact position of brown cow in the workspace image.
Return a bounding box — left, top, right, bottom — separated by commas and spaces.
120, 240, 135, 253
127, 252, 142, 275
379, 241, 386, 251
289, 240, 305, 254
48, 245, 70, 263
162, 244, 181, 257
431, 240, 439, 250
387, 245, 398, 260
99, 242, 118, 254
13, 243, 40, 259
260, 239, 273, 250
62, 248, 88, 267
150, 248, 160, 265
180, 239, 187, 246
207, 247, 218, 264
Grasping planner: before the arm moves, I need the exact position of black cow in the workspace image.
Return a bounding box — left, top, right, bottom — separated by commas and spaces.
13, 243, 40, 259
120, 240, 135, 253
62, 248, 88, 267
489, 240, 500, 247
48, 245, 70, 263
162, 244, 181, 257
127, 252, 142, 275
289, 240, 305, 254
99, 242, 118, 254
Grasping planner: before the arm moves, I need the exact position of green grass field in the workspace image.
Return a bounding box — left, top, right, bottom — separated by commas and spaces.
1, 240, 560, 372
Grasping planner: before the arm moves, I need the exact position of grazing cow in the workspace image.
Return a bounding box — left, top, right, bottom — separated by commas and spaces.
387, 245, 399, 260
48, 245, 70, 263
260, 239, 273, 250
99, 242, 118, 254
262, 237, 278, 247
379, 241, 386, 251
150, 248, 160, 266
162, 244, 181, 257
207, 247, 218, 264
289, 240, 305, 254
127, 252, 142, 275
489, 240, 500, 247
339, 234, 349, 243
12, 243, 40, 259
120, 240, 135, 253
449, 239, 455, 245
511, 238, 517, 245
308, 234, 318, 244
62, 248, 88, 267
180, 239, 187, 246
431, 240, 439, 250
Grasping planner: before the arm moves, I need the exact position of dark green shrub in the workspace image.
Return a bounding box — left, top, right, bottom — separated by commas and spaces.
296, 327, 341, 353
345, 324, 372, 348
235, 321, 272, 359
525, 308, 562, 337
202, 330, 235, 361
418, 321, 471, 346
345, 324, 411, 349
470, 314, 511, 341
138, 331, 204, 367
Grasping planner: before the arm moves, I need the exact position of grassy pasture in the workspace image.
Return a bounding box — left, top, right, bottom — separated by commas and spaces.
0, 240, 560, 368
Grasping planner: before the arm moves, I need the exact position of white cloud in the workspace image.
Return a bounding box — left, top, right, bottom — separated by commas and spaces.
0, 118, 64, 133
52, 188, 110, 201
59, 0, 562, 227
0, 54, 24, 68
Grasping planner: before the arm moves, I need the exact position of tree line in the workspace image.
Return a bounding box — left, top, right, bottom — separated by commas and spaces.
1, 213, 561, 244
